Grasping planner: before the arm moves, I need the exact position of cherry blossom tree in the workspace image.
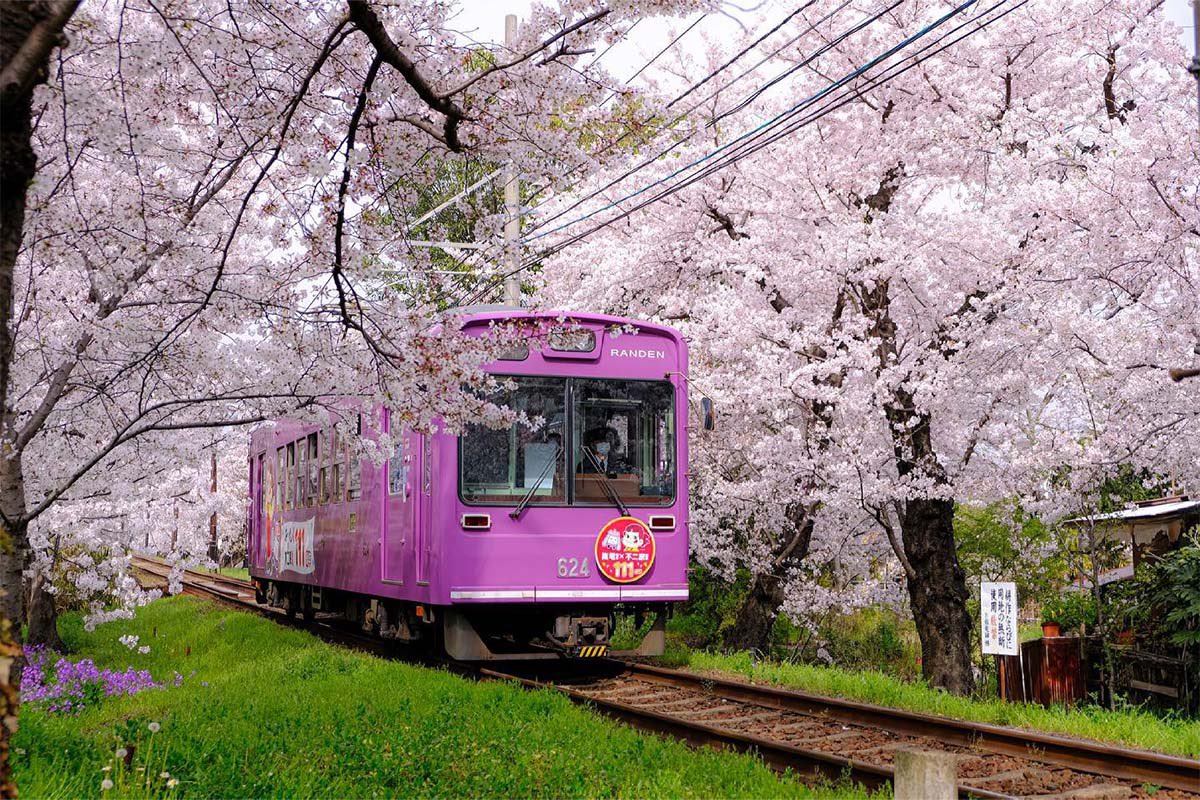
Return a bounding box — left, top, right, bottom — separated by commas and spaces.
542, 0, 1198, 693
1, 0, 705, 789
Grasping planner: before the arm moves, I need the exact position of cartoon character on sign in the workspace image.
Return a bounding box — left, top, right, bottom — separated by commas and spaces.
263, 458, 280, 575
621, 526, 645, 552
595, 517, 656, 584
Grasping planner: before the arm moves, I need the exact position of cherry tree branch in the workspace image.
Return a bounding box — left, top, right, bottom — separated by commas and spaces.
440, 8, 611, 98
0, 0, 79, 107
347, 0, 466, 151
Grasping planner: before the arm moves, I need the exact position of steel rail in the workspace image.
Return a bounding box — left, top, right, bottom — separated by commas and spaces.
130, 555, 1199, 795
478, 665, 1015, 798
618, 662, 1200, 794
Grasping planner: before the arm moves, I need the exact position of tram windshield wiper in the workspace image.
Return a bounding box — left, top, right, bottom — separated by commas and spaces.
510, 444, 562, 520
581, 446, 630, 517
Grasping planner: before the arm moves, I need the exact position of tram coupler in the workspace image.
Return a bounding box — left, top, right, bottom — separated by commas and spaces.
550, 614, 611, 653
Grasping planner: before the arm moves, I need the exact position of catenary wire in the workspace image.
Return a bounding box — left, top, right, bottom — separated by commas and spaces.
447, 0, 903, 307
519, 0, 854, 219
452, 0, 1021, 307
530, 0, 1022, 264
523, 0, 917, 244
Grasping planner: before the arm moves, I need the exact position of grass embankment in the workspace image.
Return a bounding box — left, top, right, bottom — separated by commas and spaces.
679, 651, 1200, 759
194, 565, 249, 581
17, 598, 872, 799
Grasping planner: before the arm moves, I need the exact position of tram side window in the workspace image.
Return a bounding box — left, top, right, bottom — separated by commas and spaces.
319, 429, 331, 505
388, 437, 406, 496
331, 429, 343, 504
275, 447, 285, 512
348, 448, 362, 501
284, 442, 295, 509
306, 433, 318, 506
348, 415, 362, 501
294, 439, 306, 508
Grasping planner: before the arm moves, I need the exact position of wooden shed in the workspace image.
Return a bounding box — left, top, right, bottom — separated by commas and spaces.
1067, 495, 1199, 570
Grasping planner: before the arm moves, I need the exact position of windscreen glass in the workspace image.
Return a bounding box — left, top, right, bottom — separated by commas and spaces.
573, 379, 675, 506
459, 376, 567, 505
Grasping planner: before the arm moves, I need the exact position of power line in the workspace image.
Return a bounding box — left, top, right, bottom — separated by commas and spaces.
454, 0, 1023, 306
524, 0, 910, 244
670, 1, 820, 109
533, 0, 1022, 263
520, 0, 845, 214
448, 1, 884, 307
623, 15, 707, 86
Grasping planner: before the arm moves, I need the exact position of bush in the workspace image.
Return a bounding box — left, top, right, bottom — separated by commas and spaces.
810, 608, 921, 680
1041, 592, 1097, 634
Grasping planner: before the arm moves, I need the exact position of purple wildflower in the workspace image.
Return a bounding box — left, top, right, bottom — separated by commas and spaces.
22, 647, 163, 713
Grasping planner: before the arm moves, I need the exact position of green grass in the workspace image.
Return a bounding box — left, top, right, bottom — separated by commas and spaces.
194, 565, 249, 581
16, 598, 874, 799
679, 650, 1200, 759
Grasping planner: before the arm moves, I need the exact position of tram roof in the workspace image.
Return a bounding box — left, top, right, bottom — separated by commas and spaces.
454, 307, 684, 342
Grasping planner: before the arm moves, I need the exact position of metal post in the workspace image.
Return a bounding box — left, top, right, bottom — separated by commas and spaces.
207, 448, 219, 564
1191, 0, 1200, 130
502, 13, 522, 307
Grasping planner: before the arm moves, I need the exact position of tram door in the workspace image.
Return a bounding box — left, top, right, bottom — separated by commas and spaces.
250, 453, 264, 561
415, 434, 432, 585
382, 424, 412, 584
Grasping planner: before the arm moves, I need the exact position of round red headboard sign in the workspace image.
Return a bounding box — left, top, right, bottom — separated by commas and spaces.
595, 516, 656, 584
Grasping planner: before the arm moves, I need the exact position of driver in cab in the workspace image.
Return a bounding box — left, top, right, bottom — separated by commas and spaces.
579, 426, 624, 477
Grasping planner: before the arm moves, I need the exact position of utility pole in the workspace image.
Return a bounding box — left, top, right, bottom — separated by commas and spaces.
502, 12, 522, 307
1191, 0, 1200, 130
207, 448, 219, 564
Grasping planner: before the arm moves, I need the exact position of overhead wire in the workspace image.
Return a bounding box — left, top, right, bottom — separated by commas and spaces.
408, 13, 704, 308
522, 0, 910, 244
519, 0, 841, 215
453, 0, 1024, 306
447, 0, 883, 307
532, 0, 1022, 262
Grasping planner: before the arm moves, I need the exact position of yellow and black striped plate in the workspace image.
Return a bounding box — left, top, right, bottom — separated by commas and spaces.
576, 645, 609, 658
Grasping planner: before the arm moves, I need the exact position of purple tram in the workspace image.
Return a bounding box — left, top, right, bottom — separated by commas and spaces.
246, 310, 697, 660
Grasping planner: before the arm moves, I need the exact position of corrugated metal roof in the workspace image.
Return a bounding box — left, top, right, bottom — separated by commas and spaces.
1064, 499, 1200, 525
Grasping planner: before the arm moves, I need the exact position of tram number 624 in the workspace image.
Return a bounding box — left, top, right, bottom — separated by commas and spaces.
556, 557, 590, 578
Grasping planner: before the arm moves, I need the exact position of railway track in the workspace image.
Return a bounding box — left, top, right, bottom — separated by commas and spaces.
131, 555, 1200, 798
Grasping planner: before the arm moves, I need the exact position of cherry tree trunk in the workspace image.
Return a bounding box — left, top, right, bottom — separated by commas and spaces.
25, 575, 61, 651
900, 496, 975, 695
0, 458, 28, 800
3, 4, 74, 792
722, 573, 785, 653
722, 508, 814, 653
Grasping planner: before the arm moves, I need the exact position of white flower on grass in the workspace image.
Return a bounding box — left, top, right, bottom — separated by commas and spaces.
167, 779, 179, 788
101, 779, 113, 791
148, 722, 160, 733
138, 646, 150, 654
160, 772, 170, 779
118, 634, 139, 650
115, 749, 127, 759
101, 766, 111, 772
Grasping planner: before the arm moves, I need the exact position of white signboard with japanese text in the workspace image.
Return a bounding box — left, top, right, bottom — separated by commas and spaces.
980, 581, 1018, 656
280, 518, 315, 575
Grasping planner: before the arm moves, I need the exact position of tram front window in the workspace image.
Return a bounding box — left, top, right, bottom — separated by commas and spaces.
573, 379, 675, 507
459, 376, 566, 505
459, 377, 675, 507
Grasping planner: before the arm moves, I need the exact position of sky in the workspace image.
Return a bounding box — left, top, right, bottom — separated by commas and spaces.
452, 0, 1197, 83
